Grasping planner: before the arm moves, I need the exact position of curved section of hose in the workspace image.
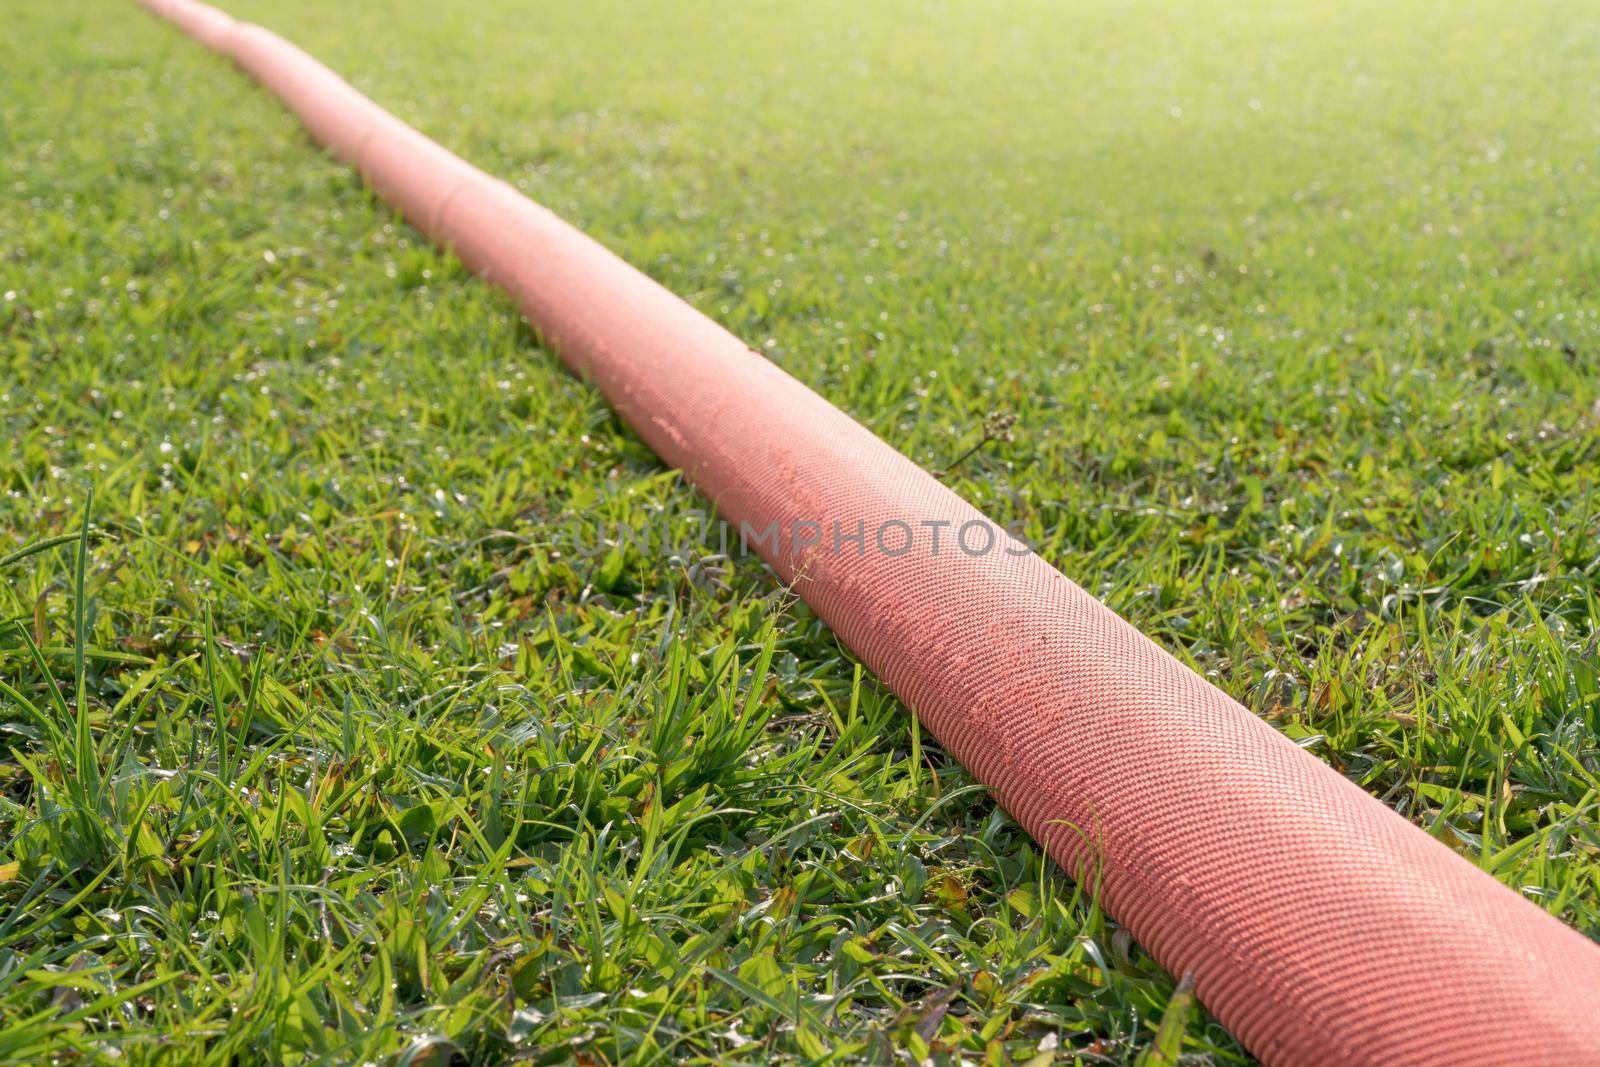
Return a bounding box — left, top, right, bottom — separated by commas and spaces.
134, 1, 1600, 1061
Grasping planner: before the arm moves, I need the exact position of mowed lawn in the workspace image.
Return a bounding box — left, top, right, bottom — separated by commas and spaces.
4, 0, 1600, 1061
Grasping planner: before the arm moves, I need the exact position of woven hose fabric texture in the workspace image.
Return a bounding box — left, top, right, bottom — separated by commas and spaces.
134, 0, 1600, 1062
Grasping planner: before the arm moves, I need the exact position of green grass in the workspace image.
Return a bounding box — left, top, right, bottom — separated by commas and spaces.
3, 0, 1600, 1061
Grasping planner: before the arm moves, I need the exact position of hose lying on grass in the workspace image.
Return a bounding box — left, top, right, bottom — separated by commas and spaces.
133, 0, 1600, 1062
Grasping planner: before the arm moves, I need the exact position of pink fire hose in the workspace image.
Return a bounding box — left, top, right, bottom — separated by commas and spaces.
133, 0, 1600, 1061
